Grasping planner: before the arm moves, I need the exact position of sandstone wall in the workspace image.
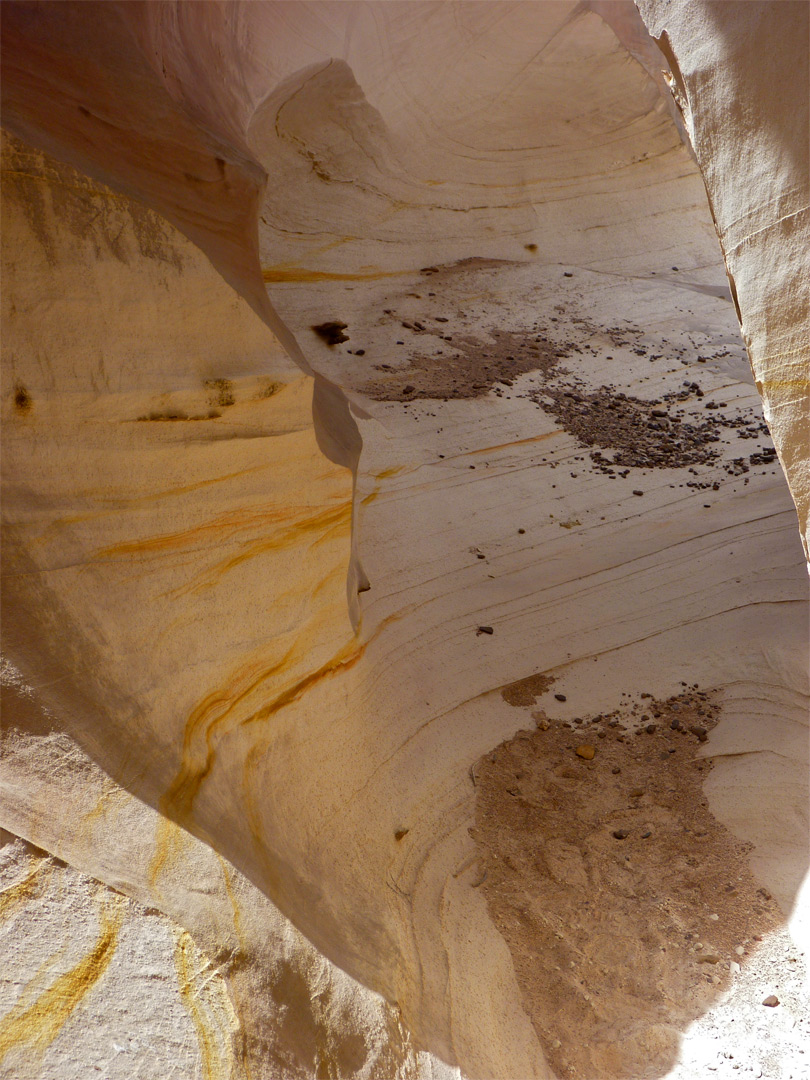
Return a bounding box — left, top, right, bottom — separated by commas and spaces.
2, 3, 808, 1078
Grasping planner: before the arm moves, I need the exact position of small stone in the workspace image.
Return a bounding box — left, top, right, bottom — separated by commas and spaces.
575, 745, 595, 760
645, 723, 656, 734
518, 528, 526, 534
629, 787, 645, 798
477, 625, 494, 635
403, 385, 415, 394
697, 954, 721, 964
555, 693, 567, 702
735, 946, 745, 956
762, 995, 779, 1007
612, 829, 630, 840
641, 831, 652, 839
632, 489, 644, 496
670, 717, 682, 730
611, 766, 621, 774
730, 961, 741, 974
709, 913, 719, 921
690, 724, 708, 742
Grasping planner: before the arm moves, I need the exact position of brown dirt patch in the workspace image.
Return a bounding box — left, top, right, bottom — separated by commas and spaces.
501, 673, 555, 708
470, 689, 782, 1079
360, 329, 561, 401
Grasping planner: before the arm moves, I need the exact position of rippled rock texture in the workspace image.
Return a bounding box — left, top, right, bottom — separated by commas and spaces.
1, 3, 808, 1079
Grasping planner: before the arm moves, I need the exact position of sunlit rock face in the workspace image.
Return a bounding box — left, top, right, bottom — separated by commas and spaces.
634, 0, 810, 560
1, 4, 808, 1080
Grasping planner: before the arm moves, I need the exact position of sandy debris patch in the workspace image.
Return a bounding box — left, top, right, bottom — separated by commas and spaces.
528, 380, 773, 478
360, 328, 562, 401
501, 673, 556, 708
532, 385, 722, 470
470, 689, 782, 1080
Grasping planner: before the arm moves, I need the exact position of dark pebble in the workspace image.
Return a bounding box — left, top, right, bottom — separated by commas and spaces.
645, 724, 656, 734
690, 724, 708, 742
633, 490, 644, 496
477, 626, 494, 635
612, 829, 630, 840
555, 694, 567, 702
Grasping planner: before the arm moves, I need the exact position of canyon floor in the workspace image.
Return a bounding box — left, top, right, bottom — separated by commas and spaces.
271, 252, 809, 1079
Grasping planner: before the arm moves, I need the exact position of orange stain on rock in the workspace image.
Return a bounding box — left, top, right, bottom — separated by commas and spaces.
468, 430, 558, 456
155, 601, 362, 848
163, 500, 351, 599
94, 499, 350, 563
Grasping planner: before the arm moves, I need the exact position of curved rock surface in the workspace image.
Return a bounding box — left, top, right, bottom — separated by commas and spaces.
1, 3, 808, 1079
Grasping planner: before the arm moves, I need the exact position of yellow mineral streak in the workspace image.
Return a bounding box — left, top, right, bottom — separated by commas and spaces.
172, 928, 237, 1080
467, 430, 559, 456
216, 857, 255, 1080
148, 815, 188, 889
261, 266, 405, 283
0, 892, 124, 1063
0, 858, 50, 920
77, 777, 126, 833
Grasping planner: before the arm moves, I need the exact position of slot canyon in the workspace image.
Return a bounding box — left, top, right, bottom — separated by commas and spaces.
1, 2, 808, 1078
